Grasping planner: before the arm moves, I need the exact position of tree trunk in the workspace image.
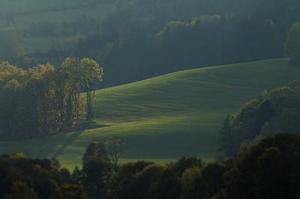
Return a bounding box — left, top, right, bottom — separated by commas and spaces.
86, 90, 94, 120
65, 95, 73, 129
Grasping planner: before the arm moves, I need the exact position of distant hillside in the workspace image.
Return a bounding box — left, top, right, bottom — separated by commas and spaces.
0, 0, 113, 53
0, 58, 299, 169
2, 0, 300, 87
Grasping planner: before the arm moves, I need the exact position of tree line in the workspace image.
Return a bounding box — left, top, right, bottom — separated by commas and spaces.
1, 133, 300, 199
220, 79, 300, 156
0, 58, 103, 137
7, 0, 300, 87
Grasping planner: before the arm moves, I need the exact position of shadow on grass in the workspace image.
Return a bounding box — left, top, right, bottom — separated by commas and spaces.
51, 121, 111, 158
78, 120, 111, 131
0, 121, 111, 160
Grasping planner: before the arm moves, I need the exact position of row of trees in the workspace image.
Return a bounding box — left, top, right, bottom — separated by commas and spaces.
0, 154, 86, 199
2, 0, 300, 87
21, 15, 299, 87
3, 133, 299, 199
0, 58, 103, 137
3, 0, 300, 87
79, 134, 300, 199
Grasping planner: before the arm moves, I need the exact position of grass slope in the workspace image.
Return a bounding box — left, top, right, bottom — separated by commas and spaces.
0, 58, 299, 169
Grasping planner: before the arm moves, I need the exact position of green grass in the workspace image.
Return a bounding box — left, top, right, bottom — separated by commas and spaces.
0, 58, 299, 170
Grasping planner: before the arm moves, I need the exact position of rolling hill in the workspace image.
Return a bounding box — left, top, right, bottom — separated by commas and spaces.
0, 58, 299, 169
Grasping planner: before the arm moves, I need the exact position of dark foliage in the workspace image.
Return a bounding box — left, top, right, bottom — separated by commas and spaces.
0, 154, 87, 199
9, 0, 300, 87
222, 134, 300, 199
0, 58, 103, 137
220, 81, 300, 156
107, 134, 300, 199
3, 134, 300, 198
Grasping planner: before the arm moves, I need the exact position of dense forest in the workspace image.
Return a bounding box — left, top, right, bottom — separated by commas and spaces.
1, 0, 300, 86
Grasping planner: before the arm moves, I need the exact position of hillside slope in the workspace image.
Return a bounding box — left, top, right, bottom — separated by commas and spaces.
0, 58, 299, 169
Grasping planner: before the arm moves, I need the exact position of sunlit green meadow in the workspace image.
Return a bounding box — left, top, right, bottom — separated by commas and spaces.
0, 58, 299, 169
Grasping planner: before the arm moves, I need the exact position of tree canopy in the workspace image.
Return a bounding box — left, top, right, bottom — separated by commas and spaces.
220, 81, 300, 156
0, 58, 103, 137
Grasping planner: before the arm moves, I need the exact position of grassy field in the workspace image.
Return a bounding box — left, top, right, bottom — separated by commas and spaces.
0, 58, 299, 169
